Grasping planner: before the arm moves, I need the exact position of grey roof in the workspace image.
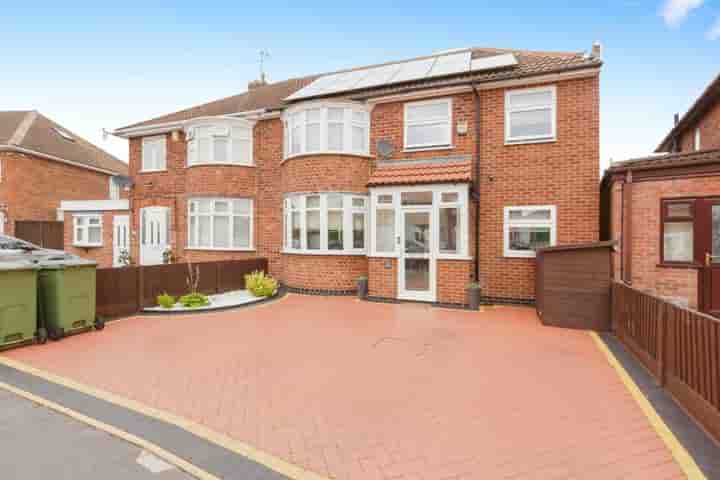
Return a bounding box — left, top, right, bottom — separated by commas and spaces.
0, 111, 128, 175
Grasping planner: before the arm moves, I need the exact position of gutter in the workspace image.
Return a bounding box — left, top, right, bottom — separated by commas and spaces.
0, 144, 122, 177
471, 83, 481, 283
112, 110, 269, 139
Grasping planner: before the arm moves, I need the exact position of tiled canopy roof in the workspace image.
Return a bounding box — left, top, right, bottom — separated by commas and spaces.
118, 46, 601, 133
0, 110, 127, 175
367, 161, 472, 186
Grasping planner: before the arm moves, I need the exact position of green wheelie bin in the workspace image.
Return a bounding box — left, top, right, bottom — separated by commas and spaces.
36, 258, 103, 340
0, 262, 41, 349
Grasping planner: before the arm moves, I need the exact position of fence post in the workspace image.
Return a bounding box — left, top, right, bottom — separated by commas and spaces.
657, 301, 666, 386
216, 262, 222, 294
137, 266, 144, 312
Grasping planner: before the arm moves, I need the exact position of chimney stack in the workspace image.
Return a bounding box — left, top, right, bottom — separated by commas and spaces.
248, 78, 267, 90
591, 41, 602, 60
674, 113, 680, 125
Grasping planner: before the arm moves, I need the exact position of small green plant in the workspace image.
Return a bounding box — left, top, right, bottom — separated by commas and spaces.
162, 248, 175, 264
178, 292, 210, 308
245, 270, 278, 297
118, 248, 132, 267
466, 281, 482, 289
356, 275, 368, 281
157, 292, 176, 309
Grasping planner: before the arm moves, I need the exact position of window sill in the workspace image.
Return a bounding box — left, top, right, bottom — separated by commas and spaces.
139, 169, 167, 174
283, 249, 367, 256
281, 151, 373, 163
186, 162, 255, 169
503, 252, 537, 259
73, 244, 102, 248
368, 253, 398, 259
656, 262, 700, 269
185, 247, 255, 252
403, 145, 454, 153
438, 255, 473, 261
504, 137, 556, 146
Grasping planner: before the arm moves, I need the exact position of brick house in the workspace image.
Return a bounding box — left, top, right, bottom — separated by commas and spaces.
601, 72, 720, 315
0, 111, 128, 260
114, 45, 602, 305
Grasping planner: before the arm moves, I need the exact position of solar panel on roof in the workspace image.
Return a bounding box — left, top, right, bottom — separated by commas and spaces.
285, 52, 517, 101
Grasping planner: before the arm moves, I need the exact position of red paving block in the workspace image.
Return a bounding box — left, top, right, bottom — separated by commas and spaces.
2, 295, 685, 480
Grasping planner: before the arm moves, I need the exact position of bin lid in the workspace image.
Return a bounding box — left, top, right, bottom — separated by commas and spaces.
35, 256, 97, 269
0, 260, 39, 272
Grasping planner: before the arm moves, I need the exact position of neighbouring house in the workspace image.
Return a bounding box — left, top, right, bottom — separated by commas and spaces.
113, 45, 602, 305
0, 111, 129, 258
601, 72, 720, 315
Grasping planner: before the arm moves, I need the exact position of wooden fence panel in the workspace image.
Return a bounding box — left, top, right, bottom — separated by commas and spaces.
96, 267, 140, 318
612, 281, 720, 443
96, 259, 269, 313
14, 221, 63, 249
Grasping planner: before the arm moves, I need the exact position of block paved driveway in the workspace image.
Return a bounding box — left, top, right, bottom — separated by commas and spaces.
3, 295, 684, 479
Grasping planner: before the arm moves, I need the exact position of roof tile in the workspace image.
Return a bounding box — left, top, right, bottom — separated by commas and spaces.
367, 161, 472, 186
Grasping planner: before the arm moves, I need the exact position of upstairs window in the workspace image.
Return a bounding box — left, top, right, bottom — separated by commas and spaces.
662, 200, 694, 263
505, 86, 557, 143
141, 136, 167, 172
282, 103, 370, 159
109, 177, 120, 200
187, 122, 253, 166
504, 205, 557, 257
404, 98, 452, 150
73, 214, 103, 247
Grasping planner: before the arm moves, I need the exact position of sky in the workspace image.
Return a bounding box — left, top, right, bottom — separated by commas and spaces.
1, 1, 718, 172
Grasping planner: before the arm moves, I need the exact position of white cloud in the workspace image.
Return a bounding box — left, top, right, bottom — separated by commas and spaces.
708, 16, 720, 39
661, 0, 705, 26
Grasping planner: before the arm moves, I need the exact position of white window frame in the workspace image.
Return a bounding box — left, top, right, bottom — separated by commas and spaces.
403, 98, 453, 150
281, 101, 371, 160
503, 205, 557, 258
369, 184, 469, 259
505, 86, 557, 144
73, 213, 103, 247
283, 192, 368, 255
185, 118, 255, 167
141, 135, 167, 172
694, 127, 701, 151
109, 177, 120, 200
186, 197, 254, 251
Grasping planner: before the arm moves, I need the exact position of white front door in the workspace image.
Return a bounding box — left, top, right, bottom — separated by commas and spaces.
0, 211, 5, 234
113, 215, 130, 267
140, 207, 169, 266
399, 208, 435, 301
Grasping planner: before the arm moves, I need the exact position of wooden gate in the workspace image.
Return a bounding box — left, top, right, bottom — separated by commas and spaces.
14, 221, 64, 249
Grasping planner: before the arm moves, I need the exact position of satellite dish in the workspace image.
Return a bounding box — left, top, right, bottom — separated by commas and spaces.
377, 140, 394, 159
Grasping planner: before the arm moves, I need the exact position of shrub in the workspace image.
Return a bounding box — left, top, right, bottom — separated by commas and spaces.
157, 292, 176, 309
244, 270, 278, 297
466, 281, 482, 289
178, 293, 210, 308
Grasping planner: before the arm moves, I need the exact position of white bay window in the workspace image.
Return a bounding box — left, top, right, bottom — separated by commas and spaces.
188, 198, 253, 250
284, 193, 367, 254
283, 102, 370, 159
186, 119, 254, 166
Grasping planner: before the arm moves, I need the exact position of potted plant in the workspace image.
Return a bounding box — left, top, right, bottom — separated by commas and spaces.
356, 275, 368, 300
467, 281, 482, 310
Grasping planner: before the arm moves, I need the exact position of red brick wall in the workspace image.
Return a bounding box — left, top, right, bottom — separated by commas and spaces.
608, 175, 720, 308
679, 100, 720, 151
478, 77, 600, 301
437, 259, 474, 305
63, 210, 131, 268
281, 155, 370, 193
282, 254, 367, 291
369, 257, 397, 298
370, 92, 476, 161
0, 151, 113, 236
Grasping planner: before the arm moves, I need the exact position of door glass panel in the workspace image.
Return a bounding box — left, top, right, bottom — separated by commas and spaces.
713, 206, 720, 261
405, 258, 429, 291
404, 212, 430, 254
